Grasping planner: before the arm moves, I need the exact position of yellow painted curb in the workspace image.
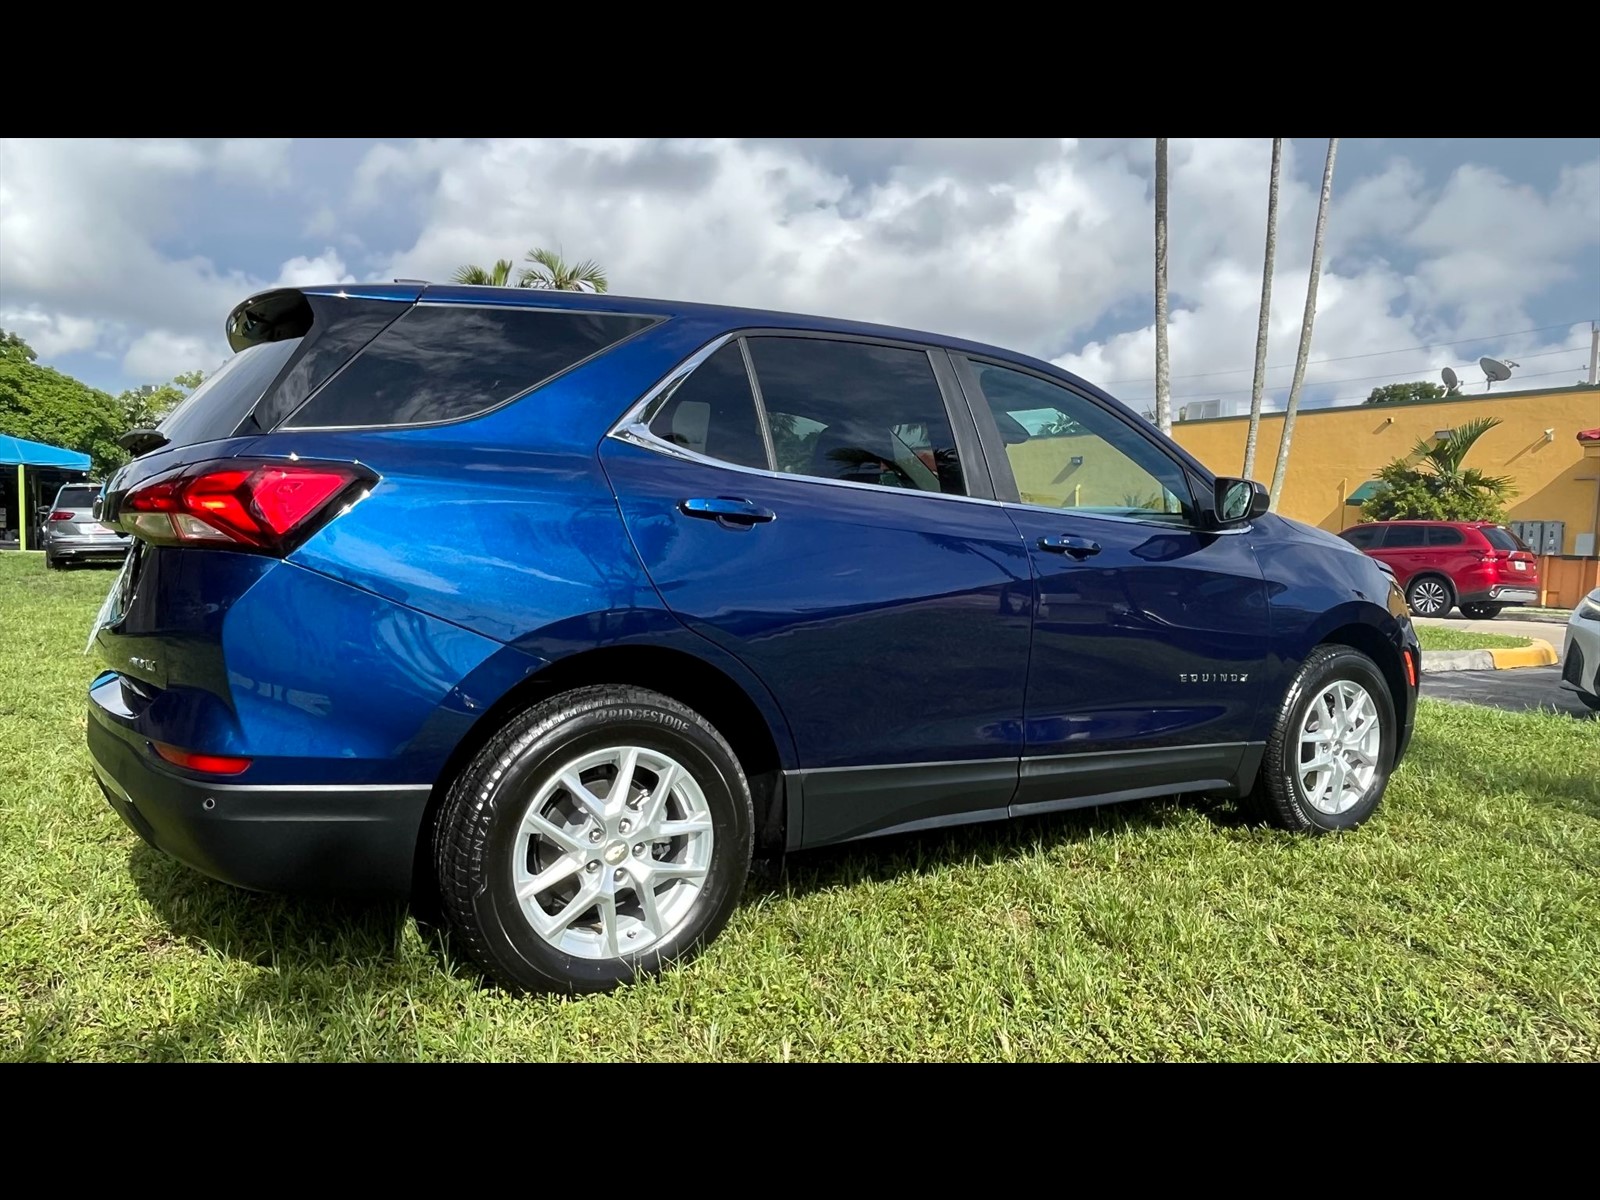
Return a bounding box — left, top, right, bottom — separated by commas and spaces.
1488, 639, 1559, 669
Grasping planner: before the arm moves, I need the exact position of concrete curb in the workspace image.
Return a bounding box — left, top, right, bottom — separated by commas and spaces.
1422, 638, 1560, 674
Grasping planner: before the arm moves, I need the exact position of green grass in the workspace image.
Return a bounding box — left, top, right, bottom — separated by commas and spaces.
1415, 627, 1535, 652
2, 552, 1597, 1062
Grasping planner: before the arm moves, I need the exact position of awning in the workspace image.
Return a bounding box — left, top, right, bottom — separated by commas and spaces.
1579, 428, 1600, 442
1346, 480, 1385, 505
0, 434, 92, 470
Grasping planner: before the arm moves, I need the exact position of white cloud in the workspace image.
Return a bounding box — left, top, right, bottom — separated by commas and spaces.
274, 250, 354, 288
216, 138, 291, 185
0, 306, 103, 357
122, 329, 222, 382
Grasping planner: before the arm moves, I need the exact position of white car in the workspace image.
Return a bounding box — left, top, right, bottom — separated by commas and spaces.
1562, 588, 1600, 712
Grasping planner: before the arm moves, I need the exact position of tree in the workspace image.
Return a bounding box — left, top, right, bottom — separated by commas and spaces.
0, 330, 127, 476
452, 259, 517, 287
1365, 381, 1445, 406
1153, 138, 1171, 436
1242, 137, 1282, 479
451, 248, 609, 292
118, 370, 204, 430
520, 248, 608, 292
1360, 416, 1514, 523
1268, 137, 1339, 511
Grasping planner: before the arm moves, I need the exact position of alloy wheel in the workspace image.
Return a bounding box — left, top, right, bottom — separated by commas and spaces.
1409, 579, 1449, 616
510, 745, 714, 960
1296, 679, 1381, 815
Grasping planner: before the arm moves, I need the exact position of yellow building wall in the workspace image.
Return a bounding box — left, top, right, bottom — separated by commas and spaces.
1171, 386, 1600, 555
1005, 434, 1180, 513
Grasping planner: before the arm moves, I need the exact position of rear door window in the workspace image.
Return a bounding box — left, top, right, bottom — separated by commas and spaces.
745, 336, 965, 495
1426, 526, 1465, 546
286, 305, 656, 429
645, 343, 770, 470
1383, 525, 1426, 548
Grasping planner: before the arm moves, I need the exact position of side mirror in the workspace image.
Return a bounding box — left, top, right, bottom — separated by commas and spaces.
1213, 477, 1269, 526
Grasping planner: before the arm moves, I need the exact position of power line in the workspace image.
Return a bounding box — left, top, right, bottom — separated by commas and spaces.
1120, 343, 1592, 404
1101, 320, 1589, 386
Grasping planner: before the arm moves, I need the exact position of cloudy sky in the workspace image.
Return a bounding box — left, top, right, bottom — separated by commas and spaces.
2, 137, 1596, 411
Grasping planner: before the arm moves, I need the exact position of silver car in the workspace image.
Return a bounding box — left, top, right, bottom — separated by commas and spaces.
1561, 588, 1600, 712
42, 482, 129, 568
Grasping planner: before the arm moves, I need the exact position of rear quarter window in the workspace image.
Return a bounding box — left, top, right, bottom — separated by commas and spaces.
284, 305, 657, 429
155, 339, 302, 448
1341, 525, 1382, 549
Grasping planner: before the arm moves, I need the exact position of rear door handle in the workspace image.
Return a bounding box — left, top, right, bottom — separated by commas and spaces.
1038, 534, 1101, 560
679, 497, 777, 527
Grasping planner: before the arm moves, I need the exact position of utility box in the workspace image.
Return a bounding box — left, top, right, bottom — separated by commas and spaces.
1510, 520, 1564, 555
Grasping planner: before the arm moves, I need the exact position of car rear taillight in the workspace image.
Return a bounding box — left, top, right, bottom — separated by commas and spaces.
152, 742, 252, 775
116, 458, 377, 555
48, 510, 73, 521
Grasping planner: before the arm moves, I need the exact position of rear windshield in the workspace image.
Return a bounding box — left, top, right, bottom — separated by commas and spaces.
55, 485, 99, 509
156, 339, 301, 448
1481, 526, 1531, 553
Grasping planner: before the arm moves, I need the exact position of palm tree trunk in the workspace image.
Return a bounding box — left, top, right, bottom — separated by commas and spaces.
1268, 137, 1339, 511
1242, 138, 1282, 479
1153, 138, 1171, 435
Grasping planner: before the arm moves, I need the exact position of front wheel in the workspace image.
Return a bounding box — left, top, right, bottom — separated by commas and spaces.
1243, 645, 1397, 833
1406, 576, 1452, 617
45, 554, 63, 570
1459, 603, 1503, 620
434, 684, 753, 994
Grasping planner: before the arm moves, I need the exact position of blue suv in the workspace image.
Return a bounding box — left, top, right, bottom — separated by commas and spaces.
89, 283, 1420, 993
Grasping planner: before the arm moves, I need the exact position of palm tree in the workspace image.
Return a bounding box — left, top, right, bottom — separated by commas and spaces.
1267, 137, 1339, 511
1363, 417, 1515, 523
520, 248, 608, 293
1153, 138, 1171, 435
1242, 138, 1282, 479
452, 259, 517, 286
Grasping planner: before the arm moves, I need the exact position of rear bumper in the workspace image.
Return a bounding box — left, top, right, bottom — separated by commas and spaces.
48, 537, 130, 558
1458, 585, 1538, 605
87, 676, 428, 895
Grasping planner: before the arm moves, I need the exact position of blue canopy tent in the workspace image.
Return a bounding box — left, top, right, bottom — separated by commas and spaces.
0, 435, 93, 551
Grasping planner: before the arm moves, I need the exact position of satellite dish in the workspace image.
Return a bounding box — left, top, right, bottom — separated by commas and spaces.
1441, 366, 1459, 392
1480, 357, 1514, 390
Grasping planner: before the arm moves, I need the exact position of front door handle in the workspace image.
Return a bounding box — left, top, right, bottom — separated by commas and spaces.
679, 497, 777, 527
1038, 534, 1101, 560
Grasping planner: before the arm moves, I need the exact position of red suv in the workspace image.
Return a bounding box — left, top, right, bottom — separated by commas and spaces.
1338, 520, 1540, 618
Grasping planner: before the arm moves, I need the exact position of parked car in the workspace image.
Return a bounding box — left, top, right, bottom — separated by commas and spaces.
41, 482, 129, 568
1337, 519, 1540, 618
88, 283, 1421, 994
1561, 588, 1600, 711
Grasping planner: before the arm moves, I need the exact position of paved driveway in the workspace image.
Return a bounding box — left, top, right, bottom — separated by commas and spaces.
1423, 666, 1596, 720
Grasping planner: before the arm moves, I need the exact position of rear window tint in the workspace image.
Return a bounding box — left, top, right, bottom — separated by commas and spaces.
1427, 525, 1465, 546
247, 298, 404, 433
1383, 525, 1426, 548
285, 305, 656, 429
1481, 526, 1530, 552
55, 486, 99, 508
156, 339, 301, 448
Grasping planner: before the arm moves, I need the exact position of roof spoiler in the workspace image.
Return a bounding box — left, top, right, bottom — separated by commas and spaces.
225, 288, 314, 353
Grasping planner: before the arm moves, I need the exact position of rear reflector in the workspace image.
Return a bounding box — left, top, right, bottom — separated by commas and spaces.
153, 742, 252, 775
116, 458, 376, 555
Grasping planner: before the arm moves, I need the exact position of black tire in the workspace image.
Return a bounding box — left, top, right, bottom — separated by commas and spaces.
1242, 644, 1397, 834
434, 685, 753, 994
1459, 603, 1503, 620
1405, 575, 1453, 617
45, 554, 63, 570
1579, 692, 1600, 713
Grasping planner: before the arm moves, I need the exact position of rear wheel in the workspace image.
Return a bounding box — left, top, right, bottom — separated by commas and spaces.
1579, 692, 1600, 713
1243, 645, 1396, 833
1405, 576, 1452, 617
434, 685, 753, 994
1459, 603, 1503, 619
45, 554, 63, 570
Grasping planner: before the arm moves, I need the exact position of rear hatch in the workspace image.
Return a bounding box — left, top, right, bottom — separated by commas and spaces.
93, 286, 417, 693
1479, 524, 1540, 582
49, 483, 121, 539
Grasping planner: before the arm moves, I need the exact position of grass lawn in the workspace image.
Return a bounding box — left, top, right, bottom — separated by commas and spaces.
2, 552, 1597, 1062
1415, 627, 1534, 652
